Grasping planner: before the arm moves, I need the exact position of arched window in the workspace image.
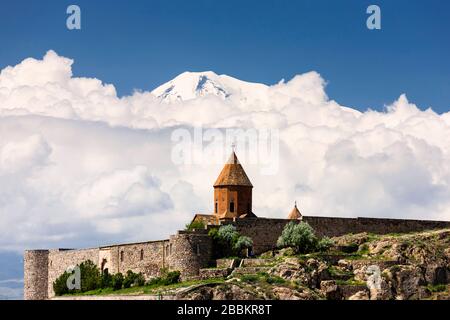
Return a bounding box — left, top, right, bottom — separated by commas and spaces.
230, 201, 235, 213
120, 251, 124, 262
215, 201, 218, 213
140, 249, 144, 261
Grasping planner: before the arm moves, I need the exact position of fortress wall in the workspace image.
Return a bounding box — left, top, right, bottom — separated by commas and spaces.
303, 216, 450, 238
232, 218, 291, 255
24, 250, 49, 300
110, 240, 169, 278
168, 231, 213, 279
47, 248, 99, 298
230, 217, 450, 255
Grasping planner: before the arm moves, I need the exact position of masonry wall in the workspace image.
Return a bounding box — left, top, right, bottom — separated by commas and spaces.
232, 218, 291, 254
24, 250, 49, 300
25, 215, 450, 300
47, 248, 99, 298
107, 240, 169, 277
168, 231, 213, 279
229, 216, 450, 255
303, 216, 450, 238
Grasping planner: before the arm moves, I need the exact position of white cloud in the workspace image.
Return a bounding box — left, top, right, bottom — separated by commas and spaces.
0, 50, 450, 254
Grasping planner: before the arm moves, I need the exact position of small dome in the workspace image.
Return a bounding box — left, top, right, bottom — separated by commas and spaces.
288, 202, 302, 220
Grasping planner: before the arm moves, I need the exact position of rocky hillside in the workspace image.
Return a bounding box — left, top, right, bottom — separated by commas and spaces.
177, 229, 450, 300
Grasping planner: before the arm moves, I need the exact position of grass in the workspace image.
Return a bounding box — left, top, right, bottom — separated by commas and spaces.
427, 284, 447, 293
327, 266, 354, 278
335, 278, 366, 286
239, 272, 287, 286
62, 277, 226, 296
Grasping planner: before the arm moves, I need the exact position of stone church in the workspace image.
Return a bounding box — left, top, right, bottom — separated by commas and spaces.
24, 151, 450, 299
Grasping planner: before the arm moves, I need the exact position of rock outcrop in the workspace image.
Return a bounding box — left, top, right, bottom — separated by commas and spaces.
177, 229, 450, 300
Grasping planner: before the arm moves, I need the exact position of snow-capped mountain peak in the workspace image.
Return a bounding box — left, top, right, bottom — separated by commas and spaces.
151, 71, 232, 103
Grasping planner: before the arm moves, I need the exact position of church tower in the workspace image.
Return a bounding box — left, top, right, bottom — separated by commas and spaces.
213, 151, 256, 219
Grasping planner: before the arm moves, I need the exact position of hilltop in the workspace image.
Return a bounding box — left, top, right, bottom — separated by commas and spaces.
55, 228, 450, 300
176, 228, 450, 300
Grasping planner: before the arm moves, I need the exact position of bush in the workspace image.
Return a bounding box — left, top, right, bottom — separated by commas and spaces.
146, 270, 181, 287
240, 274, 259, 283
233, 236, 253, 253
277, 222, 334, 254
123, 270, 146, 288
111, 272, 124, 291
209, 225, 254, 258
162, 271, 181, 285
317, 237, 334, 252
265, 275, 286, 285
53, 271, 72, 296
135, 272, 146, 287
100, 270, 113, 289
277, 222, 318, 254
185, 220, 205, 231
79, 260, 101, 292
52, 259, 147, 294
217, 225, 239, 243
53, 260, 101, 296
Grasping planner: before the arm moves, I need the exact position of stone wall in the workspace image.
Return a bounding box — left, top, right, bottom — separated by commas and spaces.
303, 216, 450, 238
231, 218, 291, 254
24, 215, 450, 300
105, 240, 169, 278
24, 250, 49, 300
47, 248, 99, 298
168, 230, 213, 279
226, 216, 450, 256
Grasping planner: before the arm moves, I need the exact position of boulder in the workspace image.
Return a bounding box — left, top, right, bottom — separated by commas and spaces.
348, 290, 369, 300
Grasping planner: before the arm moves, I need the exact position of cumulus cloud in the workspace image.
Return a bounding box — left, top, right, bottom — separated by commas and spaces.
0, 50, 450, 256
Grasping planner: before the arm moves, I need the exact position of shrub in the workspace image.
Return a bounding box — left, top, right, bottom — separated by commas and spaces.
185, 220, 205, 231
427, 284, 447, 293
146, 271, 180, 286
265, 275, 286, 285
123, 270, 135, 289
123, 270, 146, 288
317, 237, 334, 252
135, 272, 146, 287
53, 271, 72, 296
217, 225, 239, 243
233, 236, 253, 253
277, 222, 318, 254
162, 271, 181, 285
79, 260, 101, 292
209, 225, 254, 258
111, 272, 124, 291
240, 274, 259, 283
100, 270, 113, 289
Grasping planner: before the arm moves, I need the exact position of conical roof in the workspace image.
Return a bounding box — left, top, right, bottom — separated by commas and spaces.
214, 151, 253, 187
288, 203, 302, 220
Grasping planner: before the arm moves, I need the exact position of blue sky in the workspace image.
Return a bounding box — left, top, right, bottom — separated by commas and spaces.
1, 0, 449, 112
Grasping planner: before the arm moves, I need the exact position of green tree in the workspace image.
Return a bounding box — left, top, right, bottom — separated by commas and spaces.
233, 235, 253, 253
277, 222, 319, 254
53, 271, 72, 296
79, 260, 101, 292
209, 225, 253, 258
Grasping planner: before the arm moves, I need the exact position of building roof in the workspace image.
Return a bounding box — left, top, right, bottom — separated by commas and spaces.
214, 151, 253, 187
288, 203, 302, 220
